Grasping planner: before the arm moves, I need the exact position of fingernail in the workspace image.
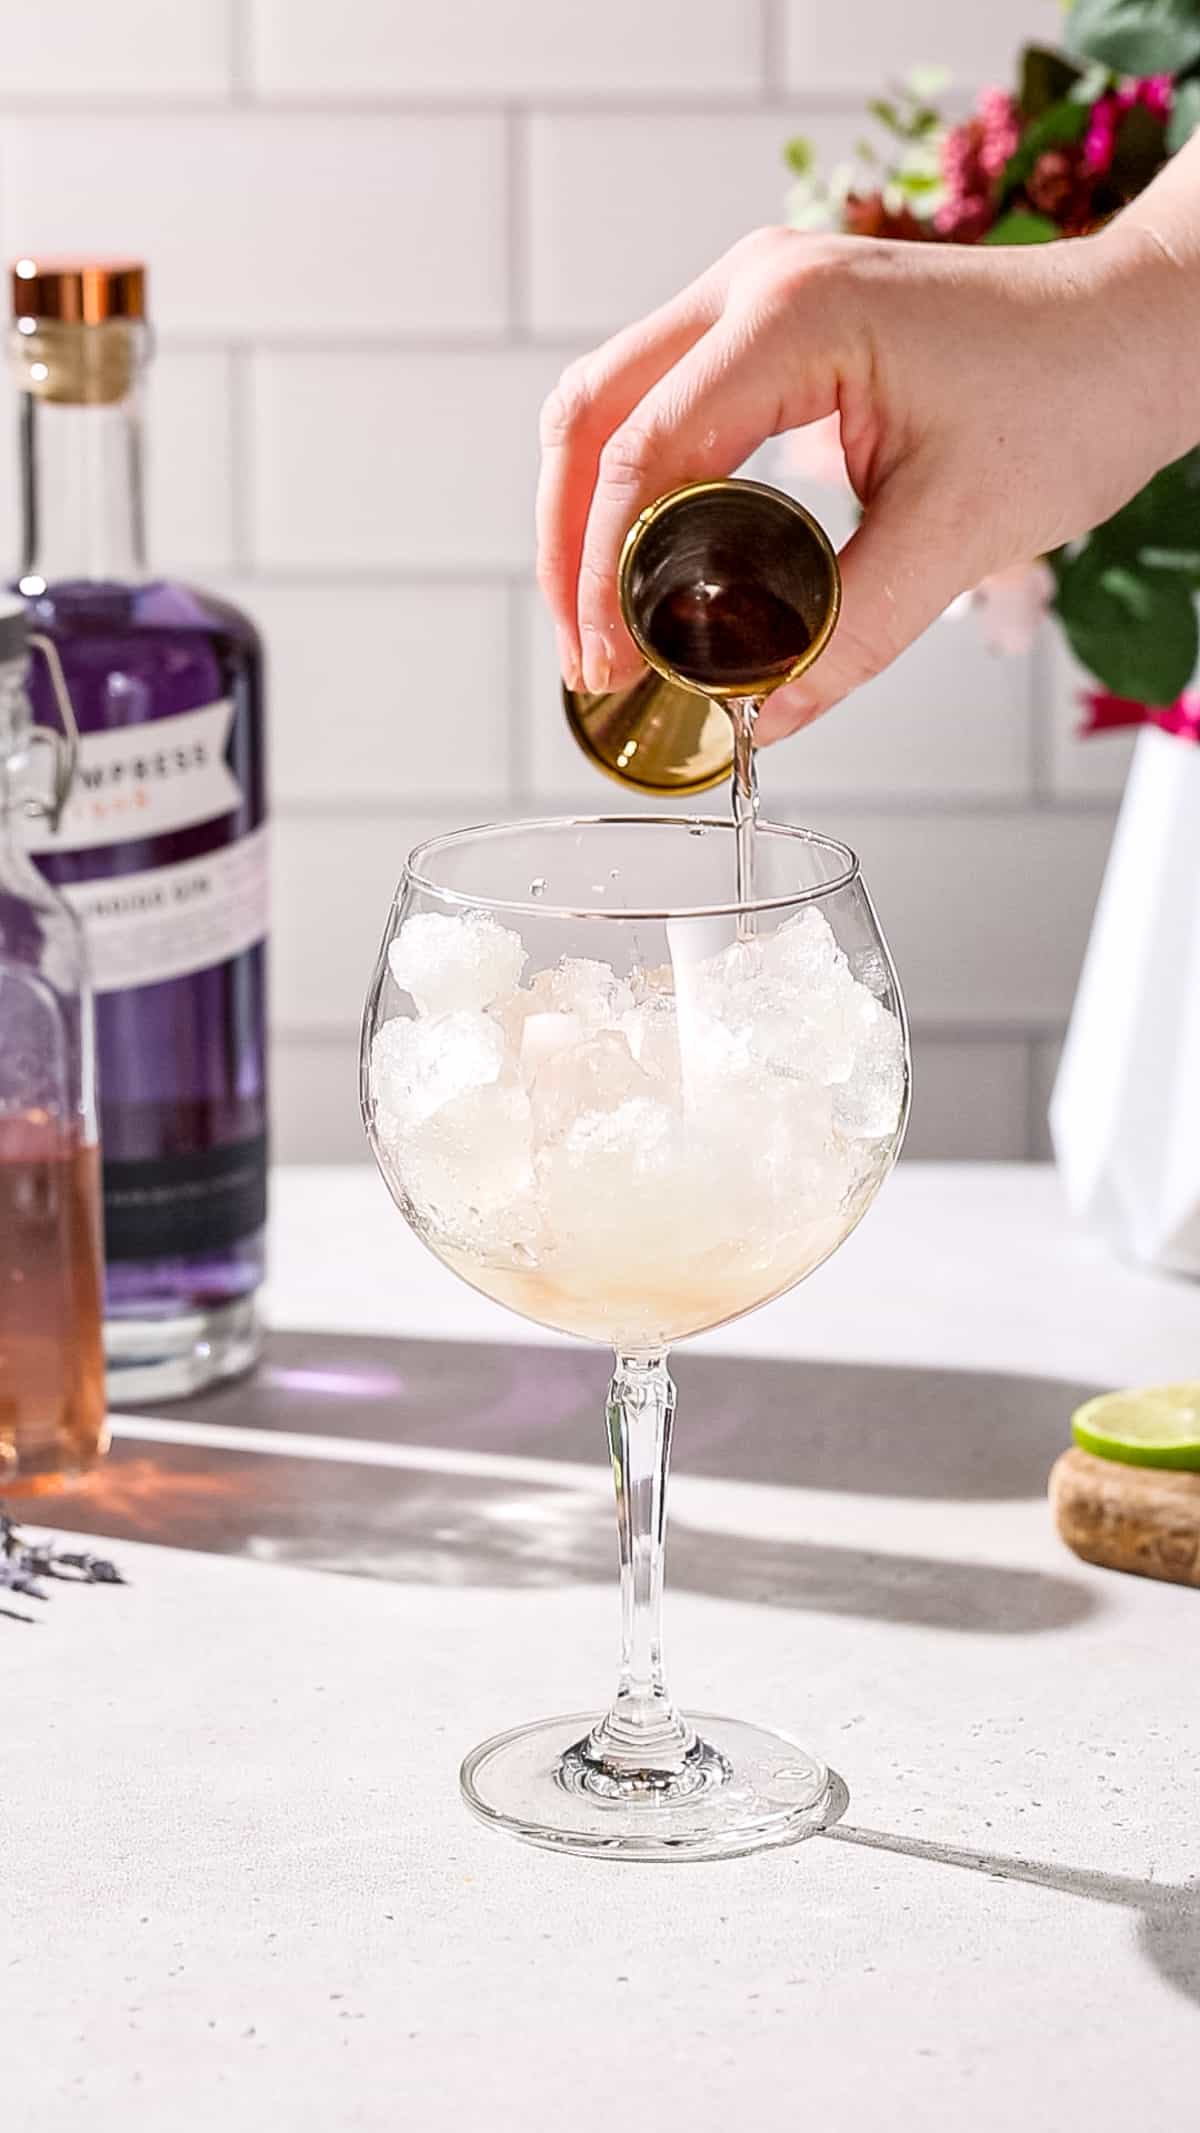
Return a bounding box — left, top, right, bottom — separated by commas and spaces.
556, 626, 581, 692
581, 629, 612, 694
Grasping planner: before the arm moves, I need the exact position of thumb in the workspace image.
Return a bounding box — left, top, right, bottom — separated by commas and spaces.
756, 480, 975, 744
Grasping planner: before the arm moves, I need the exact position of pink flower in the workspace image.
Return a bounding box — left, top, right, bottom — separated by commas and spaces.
1141, 73, 1173, 119
1084, 94, 1119, 174
939, 120, 975, 201
782, 412, 850, 491
974, 561, 1054, 655
933, 195, 994, 240
976, 88, 1020, 180
935, 90, 1017, 238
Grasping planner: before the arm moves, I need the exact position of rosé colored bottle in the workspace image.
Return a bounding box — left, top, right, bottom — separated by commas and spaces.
0, 597, 107, 1486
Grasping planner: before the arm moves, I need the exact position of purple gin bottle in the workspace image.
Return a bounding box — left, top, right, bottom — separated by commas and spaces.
11, 258, 267, 1403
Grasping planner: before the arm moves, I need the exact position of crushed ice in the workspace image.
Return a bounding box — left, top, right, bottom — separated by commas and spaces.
369, 906, 905, 1268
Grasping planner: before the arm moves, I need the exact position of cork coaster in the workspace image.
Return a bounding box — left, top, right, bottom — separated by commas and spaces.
1050, 1446, 1200, 1588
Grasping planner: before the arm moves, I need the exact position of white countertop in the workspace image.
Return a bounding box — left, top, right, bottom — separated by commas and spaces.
6, 1163, 1199, 2132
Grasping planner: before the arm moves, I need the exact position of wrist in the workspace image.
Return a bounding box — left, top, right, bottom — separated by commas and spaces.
1088, 214, 1200, 472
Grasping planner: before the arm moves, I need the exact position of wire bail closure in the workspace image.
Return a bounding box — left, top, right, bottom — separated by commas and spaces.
24, 633, 80, 834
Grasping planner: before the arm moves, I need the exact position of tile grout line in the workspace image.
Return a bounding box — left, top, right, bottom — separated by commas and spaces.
0, 92, 863, 121
267, 786, 1123, 819
1028, 623, 1053, 807
505, 106, 530, 342
506, 576, 532, 809
760, 0, 788, 102
225, 342, 252, 574
226, 0, 250, 106
1024, 1035, 1041, 1158
161, 333, 574, 356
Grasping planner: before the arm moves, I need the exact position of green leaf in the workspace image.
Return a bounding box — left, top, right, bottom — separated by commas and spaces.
1000, 94, 1089, 194
1167, 77, 1200, 151
984, 209, 1060, 244
1108, 99, 1169, 193
895, 169, 941, 196
1053, 553, 1199, 703
1067, 0, 1200, 79
1018, 43, 1084, 120
867, 97, 902, 132
1090, 449, 1200, 563
783, 135, 814, 176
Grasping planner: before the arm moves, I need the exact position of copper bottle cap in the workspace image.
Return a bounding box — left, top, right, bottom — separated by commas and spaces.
11, 257, 147, 324
563, 477, 841, 795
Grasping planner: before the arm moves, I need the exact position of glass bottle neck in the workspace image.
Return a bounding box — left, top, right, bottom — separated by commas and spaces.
11, 320, 149, 590
18, 386, 147, 589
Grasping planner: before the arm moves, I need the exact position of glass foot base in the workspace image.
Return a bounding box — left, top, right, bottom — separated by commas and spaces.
461, 1712, 847, 1861
104, 1296, 261, 1407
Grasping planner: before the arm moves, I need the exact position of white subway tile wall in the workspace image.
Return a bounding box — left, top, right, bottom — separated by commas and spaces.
527, 113, 853, 336
0, 2, 1117, 1161
247, 348, 568, 569
251, 0, 765, 102
4, 117, 509, 336
2, 0, 233, 102
783, 0, 1066, 96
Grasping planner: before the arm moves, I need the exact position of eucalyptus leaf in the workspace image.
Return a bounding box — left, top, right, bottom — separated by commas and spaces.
1067, 0, 1200, 78
1167, 77, 1200, 151
1071, 63, 1116, 104
906, 64, 951, 100
984, 210, 1060, 244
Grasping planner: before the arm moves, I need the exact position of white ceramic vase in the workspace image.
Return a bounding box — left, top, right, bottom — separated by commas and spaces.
1051, 724, 1200, 1275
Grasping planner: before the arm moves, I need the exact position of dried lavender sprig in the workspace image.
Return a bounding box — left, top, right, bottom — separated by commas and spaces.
0, 1512, 124, 1590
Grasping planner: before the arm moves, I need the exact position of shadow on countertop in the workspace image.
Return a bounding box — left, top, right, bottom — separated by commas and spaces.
31, 1331, 1101, 1636
826, 1806, 1200, 2012
137, 1326, 1097, 1499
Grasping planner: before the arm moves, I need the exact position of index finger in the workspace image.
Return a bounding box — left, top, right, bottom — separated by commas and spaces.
575, 309, 834, 692
536, 279, 723, 683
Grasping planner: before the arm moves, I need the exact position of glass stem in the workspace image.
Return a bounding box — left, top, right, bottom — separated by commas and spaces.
586, 1351, 696, 1778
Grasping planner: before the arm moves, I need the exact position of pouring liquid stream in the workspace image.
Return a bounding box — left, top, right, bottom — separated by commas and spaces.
642, 574, 811, 938
729, 695, 761, 937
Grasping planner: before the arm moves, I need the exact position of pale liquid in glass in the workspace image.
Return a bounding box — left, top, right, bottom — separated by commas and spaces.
439, 1203, 865, 1350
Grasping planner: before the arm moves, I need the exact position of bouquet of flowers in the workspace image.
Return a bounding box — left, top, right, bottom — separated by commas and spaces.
784, 0, 1200, 735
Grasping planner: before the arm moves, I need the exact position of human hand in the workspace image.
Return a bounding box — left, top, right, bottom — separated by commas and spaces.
537, 220, 1191, 740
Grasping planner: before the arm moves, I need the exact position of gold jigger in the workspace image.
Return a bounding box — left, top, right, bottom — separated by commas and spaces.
562, 477, 841, 795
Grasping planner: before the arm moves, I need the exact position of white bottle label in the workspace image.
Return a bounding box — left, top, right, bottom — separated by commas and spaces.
61, 824, 269, 994
25, 700, 242, 854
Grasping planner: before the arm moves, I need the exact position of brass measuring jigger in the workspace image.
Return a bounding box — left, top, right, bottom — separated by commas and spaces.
561, 477, 841, 795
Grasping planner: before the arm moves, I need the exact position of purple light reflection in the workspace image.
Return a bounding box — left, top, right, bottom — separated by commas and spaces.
264, 1365, 406, 1400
